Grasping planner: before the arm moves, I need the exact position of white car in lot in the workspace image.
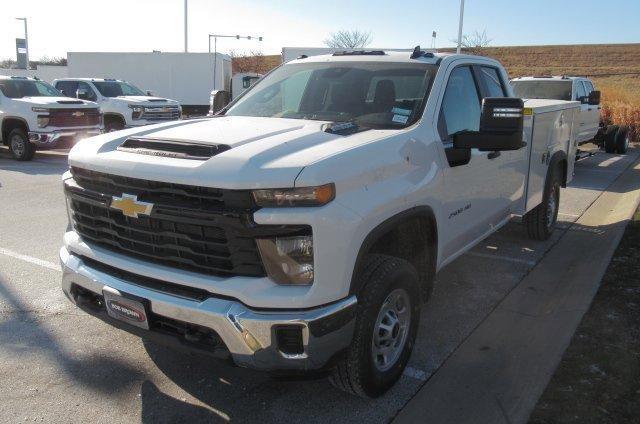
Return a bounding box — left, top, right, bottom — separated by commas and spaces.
53, 78, 181, 132
61, 49, 580, 397
511, 76, 630, 154
0, 76, 102, 161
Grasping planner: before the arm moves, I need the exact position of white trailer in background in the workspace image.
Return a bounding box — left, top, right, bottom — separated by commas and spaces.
67, 52, 232, 116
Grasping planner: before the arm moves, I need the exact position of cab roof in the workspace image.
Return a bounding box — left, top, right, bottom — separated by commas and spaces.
512, 75, 589, 81
54, 77, 125, 82
286, 50, 492, 66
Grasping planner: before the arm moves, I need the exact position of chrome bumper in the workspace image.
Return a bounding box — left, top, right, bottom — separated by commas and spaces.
60, 247, 356, 371
29, 128, 103, 146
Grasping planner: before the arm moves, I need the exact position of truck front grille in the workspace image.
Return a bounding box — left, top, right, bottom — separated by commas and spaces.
142, 106, 180, 121
65, 167, 265, 277
49, 108, 101, 127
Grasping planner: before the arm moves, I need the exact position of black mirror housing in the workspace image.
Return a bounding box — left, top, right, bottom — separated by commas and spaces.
146, 90, 154, 96
453, 97, 525, 151
76, 89, 90, 100
588, 90, 601, 105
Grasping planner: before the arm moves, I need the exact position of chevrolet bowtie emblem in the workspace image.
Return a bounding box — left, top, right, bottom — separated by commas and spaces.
110, 194, 153, 218
71, 111, 85, 117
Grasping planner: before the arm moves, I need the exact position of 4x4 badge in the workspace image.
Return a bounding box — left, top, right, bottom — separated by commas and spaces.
110, 194, 153, 218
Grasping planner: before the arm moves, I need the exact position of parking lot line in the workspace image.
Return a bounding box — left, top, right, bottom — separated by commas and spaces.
465, 251, 536, 267
0, 247, 61, 272
403, 366, 428, 381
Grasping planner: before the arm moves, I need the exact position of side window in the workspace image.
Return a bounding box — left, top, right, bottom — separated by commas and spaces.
582, 80, 594, 95
439, 66, 481, 140
479, 67, 506, 97
77, 81, 97, 101
575, 81, 587, 100
55, 81, 78, 98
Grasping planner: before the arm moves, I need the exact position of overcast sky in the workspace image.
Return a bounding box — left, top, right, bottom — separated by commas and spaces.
2, 0, 639, 60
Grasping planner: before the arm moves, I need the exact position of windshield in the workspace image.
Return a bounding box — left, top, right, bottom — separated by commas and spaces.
92, 81, 146, 97
225, 62, 437, 129
511, 80, 573, 101
0, 79, 62, 98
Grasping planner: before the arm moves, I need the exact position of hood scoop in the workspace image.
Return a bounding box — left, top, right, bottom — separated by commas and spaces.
147, 98, 168, 102
117, 137, 231, 160
57, 100, 84, 104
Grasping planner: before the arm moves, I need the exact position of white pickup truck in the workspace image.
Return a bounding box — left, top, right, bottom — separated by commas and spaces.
53, 78, 182, 132
60, 49, 579, 397
0, 76, 102, 161
511, 76, 629, 154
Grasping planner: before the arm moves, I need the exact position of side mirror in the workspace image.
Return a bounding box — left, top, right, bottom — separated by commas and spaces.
588, 90, 601, 106
76, 88, 91, 101
208, 90, 231, 115
453, 97, 525, 151
146, 90, 154, 96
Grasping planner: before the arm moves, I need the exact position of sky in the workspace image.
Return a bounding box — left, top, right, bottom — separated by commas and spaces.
2, 0, 639, 60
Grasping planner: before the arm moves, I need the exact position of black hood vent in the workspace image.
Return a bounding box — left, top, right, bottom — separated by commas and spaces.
57, 100, 84, 104
117, 137, 231, 160
147, 98, 168, 102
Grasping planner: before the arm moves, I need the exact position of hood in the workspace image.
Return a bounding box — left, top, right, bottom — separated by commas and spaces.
69, 116, 390, 190
14, 96, 98, 108
114, 96, 180, 106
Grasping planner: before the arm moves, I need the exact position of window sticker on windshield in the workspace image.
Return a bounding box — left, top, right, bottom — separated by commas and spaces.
391, 107, 411, 116
392, 114, 409, 124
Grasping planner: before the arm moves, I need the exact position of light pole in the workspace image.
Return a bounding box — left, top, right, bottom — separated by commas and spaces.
456, 0, 465, 54
184, 0, 188, 52
208, 34, 263, 91
15, 17, 29, 69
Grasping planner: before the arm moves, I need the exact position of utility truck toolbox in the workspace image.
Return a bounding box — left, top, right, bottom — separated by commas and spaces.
61, 48, 576, 397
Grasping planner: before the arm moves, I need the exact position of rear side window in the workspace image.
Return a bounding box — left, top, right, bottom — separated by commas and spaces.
440, 66, 481, 139
479, 67, 506, 97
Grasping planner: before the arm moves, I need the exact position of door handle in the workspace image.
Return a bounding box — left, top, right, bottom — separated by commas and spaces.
488, 151, 501, 160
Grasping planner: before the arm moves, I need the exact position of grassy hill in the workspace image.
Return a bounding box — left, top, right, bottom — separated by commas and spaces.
234, 44, 640, 140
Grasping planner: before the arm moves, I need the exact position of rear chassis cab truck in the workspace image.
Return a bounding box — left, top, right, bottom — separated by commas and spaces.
511, 76, 630, 154
53, 78, 181, 132
0, 76, 102, 161
61, 50, 579, 397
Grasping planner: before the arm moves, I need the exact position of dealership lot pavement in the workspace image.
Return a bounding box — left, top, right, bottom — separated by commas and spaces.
0, 145, 638, 423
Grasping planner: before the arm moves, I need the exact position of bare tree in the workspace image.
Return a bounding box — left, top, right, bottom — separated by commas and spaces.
324, 30, 372, 49
230, 50, 267, 74
453, 30, 492, 55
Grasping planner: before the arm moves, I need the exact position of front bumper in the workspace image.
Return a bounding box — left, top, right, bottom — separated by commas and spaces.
29, 128, 103, 147
60, 247, 357, 371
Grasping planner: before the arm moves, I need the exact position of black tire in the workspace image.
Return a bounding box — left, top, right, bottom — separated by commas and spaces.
604, 125, 619, 153
523, 165, 560, 240
615, 126, 630, 154
8, 128, 35, 161
329, 254, 421, 398
105, 117, 125, 132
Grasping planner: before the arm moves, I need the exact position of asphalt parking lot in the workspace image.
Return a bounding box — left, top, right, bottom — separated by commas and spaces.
0, 145, 638, 423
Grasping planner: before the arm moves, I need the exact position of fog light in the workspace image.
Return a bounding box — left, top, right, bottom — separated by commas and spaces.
256, 235, 313, 285
37, 115, 50, 128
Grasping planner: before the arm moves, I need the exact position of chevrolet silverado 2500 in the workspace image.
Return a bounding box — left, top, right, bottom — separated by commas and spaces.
0, 76, 102, 161
61, 49, 579, 397
511, 75, 629, 154
53, 78, 181, 132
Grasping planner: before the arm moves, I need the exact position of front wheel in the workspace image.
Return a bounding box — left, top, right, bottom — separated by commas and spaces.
604, 125, 619, 153
9, 128, 35, 161
524, 166, 560, 240
329, 254, 420, 398
615, 126, 630, 154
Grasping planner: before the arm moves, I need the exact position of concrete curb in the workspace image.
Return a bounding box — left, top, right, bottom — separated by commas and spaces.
394, 157, 640, 424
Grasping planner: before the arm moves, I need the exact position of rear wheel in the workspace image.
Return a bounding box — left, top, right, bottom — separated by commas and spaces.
329, 254, 420, 398
524, 166, 560, 240
615, 126, 630, 154
604, 125, 619, 153
8, 128, 35, 161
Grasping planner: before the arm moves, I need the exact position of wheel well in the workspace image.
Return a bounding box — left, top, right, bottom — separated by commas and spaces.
2, 118, 29, 145
352, 208, 437, 301
558, 158, 568, 187
104, 113, 125, 126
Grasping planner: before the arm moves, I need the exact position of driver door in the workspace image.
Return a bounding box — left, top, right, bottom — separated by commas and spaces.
437, 64, 522, 260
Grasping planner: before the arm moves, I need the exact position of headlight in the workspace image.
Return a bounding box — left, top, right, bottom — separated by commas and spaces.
32, 107, 49, 113
256, 235, 314, 285
129, 105, 144, 120
37, 115, 50, 128
252, 184, 335, 207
